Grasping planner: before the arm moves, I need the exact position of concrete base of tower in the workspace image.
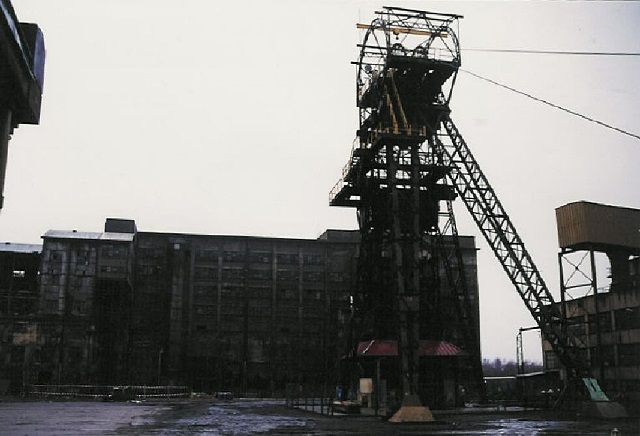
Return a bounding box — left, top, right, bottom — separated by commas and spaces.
388, 394, 435, 423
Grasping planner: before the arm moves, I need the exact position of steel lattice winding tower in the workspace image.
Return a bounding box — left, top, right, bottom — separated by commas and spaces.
330, 7, 483, 409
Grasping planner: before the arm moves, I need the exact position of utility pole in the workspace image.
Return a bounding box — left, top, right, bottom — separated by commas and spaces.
517, 326, 540, 375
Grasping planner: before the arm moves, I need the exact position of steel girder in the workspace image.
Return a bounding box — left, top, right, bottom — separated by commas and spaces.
439, 114, 587, 377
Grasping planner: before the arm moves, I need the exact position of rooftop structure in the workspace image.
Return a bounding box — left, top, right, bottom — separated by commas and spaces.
549, 203, 640, 414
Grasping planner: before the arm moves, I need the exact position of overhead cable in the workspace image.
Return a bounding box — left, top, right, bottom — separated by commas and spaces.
463, 48, 640, 56
459, 68, 640, 142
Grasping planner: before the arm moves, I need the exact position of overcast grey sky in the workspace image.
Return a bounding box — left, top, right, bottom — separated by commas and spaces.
4, 1, 640, 361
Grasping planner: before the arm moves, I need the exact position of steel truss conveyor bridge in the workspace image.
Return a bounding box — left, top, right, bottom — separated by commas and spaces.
329, 6, 625, 417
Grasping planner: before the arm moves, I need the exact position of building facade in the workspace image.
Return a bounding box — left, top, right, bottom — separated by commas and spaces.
131, 229, 356, 394
0, 243, 41, 395
0, 219, 481, 400
31, 220, 357, 395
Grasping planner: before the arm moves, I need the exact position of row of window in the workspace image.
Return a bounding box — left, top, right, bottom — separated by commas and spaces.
99, 265, 125, 274
44, 264, 127, 276
48, 246, 124, 260
137, 265, 341, 281
566, 306, 640, 335
195, 250, 326, 265
193, 285, 341, 300
191, 316, 328, 333
192, 300, 332, 315
192, 267, 346, 283
546, 343, 640, 369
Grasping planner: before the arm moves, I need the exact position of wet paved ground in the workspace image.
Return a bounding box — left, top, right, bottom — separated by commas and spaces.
0, 399, 637, 435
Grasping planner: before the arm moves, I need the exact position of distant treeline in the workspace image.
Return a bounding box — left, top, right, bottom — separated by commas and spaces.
482, 358, 544, 377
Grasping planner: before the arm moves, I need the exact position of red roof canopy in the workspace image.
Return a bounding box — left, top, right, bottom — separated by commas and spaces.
356, 339, 466, 357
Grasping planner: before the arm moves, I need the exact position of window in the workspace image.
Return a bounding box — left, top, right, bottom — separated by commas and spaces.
138, 247, 164, 260
224, 251, 245, 263
249, 251, 272, 264
588, 312, 612, 333
49, 250, 64, 262
277, 287, 298, 300
590, 345, 615, 367
620, 379, 640, 392
305, 289, 324, 300
45, 299, 58, 312
195, 249, 218, 262
248, 287, 271, 299
328, 272, 345, 283
277, 253, 298, 264
615, 307, 640, 331
222, 267, 244, 281
76, 250, 91, 266
567, 317, 587, 337
303, 253, 324, 265
277, 269, 298, 282
249, 299, 271, 310
303, 271, 322, 282
220, 285, 242, 297
249, 305, 271, 317
248, 317, 271, 331
248, 268, 272, 281
138, 265, 161, 276
545, 350, 560, 370
100, 265, 124, 273
72, 300, 87, 314
194, 285, 216, 297
618, 343, 640, 367
194, 266, 217, 280
195, 305, 216, 316
101, 245, 125, 258
10, 346, 25, 364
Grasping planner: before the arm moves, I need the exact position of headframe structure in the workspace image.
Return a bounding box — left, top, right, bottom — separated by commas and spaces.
330, 7, 484, 408
331, 6, 628, 417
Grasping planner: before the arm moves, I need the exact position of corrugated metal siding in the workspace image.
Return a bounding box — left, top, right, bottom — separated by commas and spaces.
556, 201, 640, 250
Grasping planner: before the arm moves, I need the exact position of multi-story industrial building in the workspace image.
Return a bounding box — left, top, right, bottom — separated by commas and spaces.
130, 228, 357, 394
543, 202, 640, 414
12, 220, 358, 395
0, 242, 41, 395
0, 218, 481, 401
36, 219, 137, 386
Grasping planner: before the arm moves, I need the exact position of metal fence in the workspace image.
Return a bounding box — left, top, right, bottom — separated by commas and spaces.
27, 384, 191, 400
286, 395, 335, 415
285, 383, 335, 416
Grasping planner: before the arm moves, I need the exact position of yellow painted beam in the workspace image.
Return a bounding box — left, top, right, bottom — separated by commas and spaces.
356, 23, 447, 38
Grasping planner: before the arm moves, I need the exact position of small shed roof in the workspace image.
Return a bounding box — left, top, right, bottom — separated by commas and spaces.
357, 339, 466, 357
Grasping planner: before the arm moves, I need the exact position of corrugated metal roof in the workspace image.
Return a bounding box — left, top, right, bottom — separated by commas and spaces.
43, 230, 134, 242
357, 339, 466, 357
0, 242, 42, 253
